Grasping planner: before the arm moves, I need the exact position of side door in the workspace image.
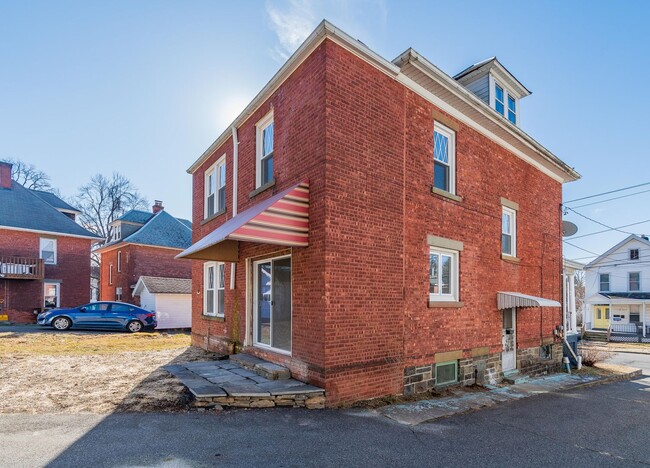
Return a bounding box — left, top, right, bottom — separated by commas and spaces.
104, 303, 138, 329
75, 303, 110, 327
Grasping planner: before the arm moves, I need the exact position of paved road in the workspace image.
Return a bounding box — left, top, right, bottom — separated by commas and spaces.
2, 376, 650, 467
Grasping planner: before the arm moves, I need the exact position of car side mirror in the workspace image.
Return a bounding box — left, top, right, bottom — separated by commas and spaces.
79, 307, 87, 312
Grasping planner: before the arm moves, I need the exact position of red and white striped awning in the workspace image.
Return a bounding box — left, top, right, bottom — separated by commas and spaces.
177, 181, 309, 261
497, 292, 561, 310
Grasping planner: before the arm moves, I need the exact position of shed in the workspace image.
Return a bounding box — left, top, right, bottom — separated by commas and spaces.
133, 276, 192, 329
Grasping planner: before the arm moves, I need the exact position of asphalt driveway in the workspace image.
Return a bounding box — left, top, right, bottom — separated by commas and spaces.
2, 375, 650, 467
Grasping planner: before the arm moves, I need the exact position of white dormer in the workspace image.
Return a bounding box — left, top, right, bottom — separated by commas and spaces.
453, 57, 531, 127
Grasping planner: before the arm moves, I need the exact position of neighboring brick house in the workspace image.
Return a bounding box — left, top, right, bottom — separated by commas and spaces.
96, 201, 192, 305
0, 161, 102, 323
178, 21, 580, 405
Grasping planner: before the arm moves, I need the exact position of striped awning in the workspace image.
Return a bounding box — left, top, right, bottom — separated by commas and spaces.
176, 181, 309, 261
497, 292, 561, 310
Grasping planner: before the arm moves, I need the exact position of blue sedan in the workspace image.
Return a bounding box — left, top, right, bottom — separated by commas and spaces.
37, 302, 157, 333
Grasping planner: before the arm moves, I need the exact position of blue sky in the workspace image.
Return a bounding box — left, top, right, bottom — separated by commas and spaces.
1, 1, 648, 262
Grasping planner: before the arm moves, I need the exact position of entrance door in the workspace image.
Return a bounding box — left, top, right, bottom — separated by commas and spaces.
594, 305, 610, 329
502, 307, 516, 372
254, 256, 292, 353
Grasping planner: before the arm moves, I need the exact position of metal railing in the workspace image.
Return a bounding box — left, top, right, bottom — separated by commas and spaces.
0, 256, 45, 280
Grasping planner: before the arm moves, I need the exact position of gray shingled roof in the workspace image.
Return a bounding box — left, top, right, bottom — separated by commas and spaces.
118, 209, 154, 224
136, 276, 191, 294
30, 189, 81, 213
0, 182, 101, 239
122, 210, 192, 249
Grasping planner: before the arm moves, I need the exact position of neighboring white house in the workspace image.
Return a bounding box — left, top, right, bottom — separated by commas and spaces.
584, 234, 650, 341
133, 276, 191, 329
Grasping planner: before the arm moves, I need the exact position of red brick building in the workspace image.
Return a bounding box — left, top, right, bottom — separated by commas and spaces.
0, 161, 101, 323
96, 202, 192, 305
178, 22, 580, 404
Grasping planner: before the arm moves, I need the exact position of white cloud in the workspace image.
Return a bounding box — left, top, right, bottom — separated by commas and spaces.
265, 0, 388, 62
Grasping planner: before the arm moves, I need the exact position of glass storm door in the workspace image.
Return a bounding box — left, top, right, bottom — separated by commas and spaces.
254, 256, 292, 352
502, 308, 517, 372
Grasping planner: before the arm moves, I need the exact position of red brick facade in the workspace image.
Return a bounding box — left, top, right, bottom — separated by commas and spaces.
188, 38, 570, 404
99, 244, 191, 305
0, 228, 93, 323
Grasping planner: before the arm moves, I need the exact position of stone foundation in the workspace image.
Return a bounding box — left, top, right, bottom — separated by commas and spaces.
517, 343, 563, 376
192, 393, 326, 410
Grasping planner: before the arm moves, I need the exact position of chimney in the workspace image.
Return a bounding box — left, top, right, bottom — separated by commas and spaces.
152, 200, 164, 214
0, 161, 12, 189
642, 235, 649, 241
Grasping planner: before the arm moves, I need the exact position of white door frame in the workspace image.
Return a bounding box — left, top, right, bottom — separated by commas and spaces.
502, 307, 517, 372
43, 282, 60, 309
251, 254, 292, 355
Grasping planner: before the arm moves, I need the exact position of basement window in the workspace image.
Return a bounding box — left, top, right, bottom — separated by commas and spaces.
540, 345, 552, 360
435, 361, 458, 386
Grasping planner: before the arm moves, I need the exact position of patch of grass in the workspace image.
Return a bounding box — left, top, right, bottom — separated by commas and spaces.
0, 331, 191, 356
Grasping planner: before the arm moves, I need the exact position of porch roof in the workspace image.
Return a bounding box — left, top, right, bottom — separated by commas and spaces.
497, 292, 561, 310
176, 181, 309, 261
599, 292, 650, 301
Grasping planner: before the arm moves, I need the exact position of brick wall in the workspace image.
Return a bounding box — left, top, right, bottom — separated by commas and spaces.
0, 228, 92, 322
99, 244, 191, 304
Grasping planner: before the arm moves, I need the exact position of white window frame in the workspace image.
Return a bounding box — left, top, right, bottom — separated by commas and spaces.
501, 206, 517, 257
111, 223, 121, 242
115, 287, 123, 301
599, 273, 610, 292
204, 155, 226, 219
429, 247, 459, 302
629, 272, 641, 292
117, 251, 122, 273
489, 76, 518, 126
203, 261, 225, 317
255, 111, 274, 189
433, 121, 456, 195
109, 264, 113, 285
630, 248, 640, 260
39, 238, 57, 265
43, 282, 60, 309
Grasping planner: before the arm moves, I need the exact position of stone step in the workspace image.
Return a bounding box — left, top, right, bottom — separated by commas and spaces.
230, 353, 291, 380
503, 371, 529, 385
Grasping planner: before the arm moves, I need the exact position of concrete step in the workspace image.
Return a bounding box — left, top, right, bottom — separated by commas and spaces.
230, 353, 291, 380
503, 371, 529, 385
584, 332, 608, 342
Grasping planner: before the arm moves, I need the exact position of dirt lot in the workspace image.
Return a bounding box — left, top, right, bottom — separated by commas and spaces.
0, 328, 220, 414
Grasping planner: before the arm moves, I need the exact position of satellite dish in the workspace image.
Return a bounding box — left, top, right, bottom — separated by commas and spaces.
562, 221, 578, 237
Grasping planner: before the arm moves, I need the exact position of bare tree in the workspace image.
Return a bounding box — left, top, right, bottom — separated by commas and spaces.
575, 270, 585, 325
2, 158, 53, 191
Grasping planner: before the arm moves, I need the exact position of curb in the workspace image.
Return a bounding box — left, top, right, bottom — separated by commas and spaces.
568, 368, 643, 390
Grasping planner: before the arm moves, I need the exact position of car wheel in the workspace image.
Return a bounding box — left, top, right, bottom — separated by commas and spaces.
52, 317, 71, 331
127, 320, 143, 333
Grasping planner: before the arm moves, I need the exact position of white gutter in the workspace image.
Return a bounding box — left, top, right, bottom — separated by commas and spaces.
230, 126, 239, 290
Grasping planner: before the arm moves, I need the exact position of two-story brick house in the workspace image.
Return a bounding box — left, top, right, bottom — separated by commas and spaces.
584, 234, 650, 343
0, 161, 102, 323
178, 21, 580, 404
96, 201, 192, 305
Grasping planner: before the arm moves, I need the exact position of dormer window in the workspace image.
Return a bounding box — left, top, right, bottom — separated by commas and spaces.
492, 80, 517, 125
507, 95, 517, 124
495, 84, 505, 115
630, 249, 640, 260
111, 223, 121, 242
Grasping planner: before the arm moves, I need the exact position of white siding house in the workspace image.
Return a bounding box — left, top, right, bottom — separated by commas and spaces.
133, 276, 192, 329
584, 235, 650, 341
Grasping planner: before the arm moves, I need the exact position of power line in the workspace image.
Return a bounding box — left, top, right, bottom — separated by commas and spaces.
564, 206, 634, 235
563, 240, 600, 256
569, 219, 650, 240
570, 189, 650, 209
563, 181, 650, 204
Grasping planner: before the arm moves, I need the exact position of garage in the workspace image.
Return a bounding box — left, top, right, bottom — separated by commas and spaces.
133, 276, 191, 329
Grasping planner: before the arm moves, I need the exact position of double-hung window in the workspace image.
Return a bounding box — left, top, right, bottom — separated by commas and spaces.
630, 249, 640, 260
495, 84, 505, 116
629, 272, 640, 292
256, 112, 274, 188
507, 95, 516, 124
429, 247, 459, 302
205, 157, 226, 218
204, 262, 225, 316
40, 238, 57, 265
599, 273, 610, 292
433, 122, 456, 194
109, 264, 113, 285
117, 251, 122, 272
492, 80, 518, 125
501, 207, 517, 257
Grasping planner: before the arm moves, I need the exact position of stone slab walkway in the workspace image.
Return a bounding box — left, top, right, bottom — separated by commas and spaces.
378, 371, 636, 426
164, 358, 325, 409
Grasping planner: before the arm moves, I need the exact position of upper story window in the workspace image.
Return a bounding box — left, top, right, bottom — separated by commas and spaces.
117, 251, 122, 273
205, 157, 226, 218
429, 247, 459, 302
204, 261, 225, 316
599, 273, 610, 292
495, 84, 505, 115
507, 95, 516, 124
433, 122, 456, 194
630, 249, 640, 260
111, 223, 121, 243
492, 80, 518, 125
501, 207, 517, 257
629, 272, 641, 292
39, 238, 57, 265
256, 112, 274, 188
109, 264, 113, 285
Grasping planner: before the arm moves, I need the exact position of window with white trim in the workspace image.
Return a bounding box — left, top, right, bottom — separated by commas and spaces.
39, 238, 57, 265
205, 157, 226, 219
256, 112, 274, 188
44, 282, 59, 309
629, 272, 640, 292
109, 264, 113, 285
495, 84, 505, 115
115, 287, 123, 301
429, 247, 459, 302
433, 122, 456, 194
599, 273, 610, 292
111, 223, 121, 242
204, 262, 225, 316
492, 80, 518, 125
117, 251, 122, 272
501, 207, 516, 256
630, 249, 640, 260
